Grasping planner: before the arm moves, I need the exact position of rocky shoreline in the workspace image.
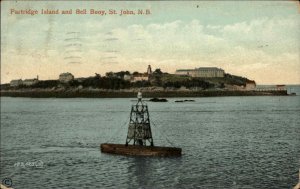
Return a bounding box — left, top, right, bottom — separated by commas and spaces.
0, 89, 288, 98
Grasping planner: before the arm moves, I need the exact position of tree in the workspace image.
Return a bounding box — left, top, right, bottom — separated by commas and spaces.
153, 68, 163, 75
105, 72, 114, 78
95, 73, 101, 79
115, 71, 130, 78
132, 71, 140, 76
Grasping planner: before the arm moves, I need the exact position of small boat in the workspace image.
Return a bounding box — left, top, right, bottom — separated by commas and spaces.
100, 92, 181, 157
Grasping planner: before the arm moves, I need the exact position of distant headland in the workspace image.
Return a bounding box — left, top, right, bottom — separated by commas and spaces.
0, 65, 288, 98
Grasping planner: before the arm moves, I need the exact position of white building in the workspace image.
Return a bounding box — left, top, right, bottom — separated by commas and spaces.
174, 69, 192, 76
10, 79, 23, 87
131, 65, 152, 82
132, 74, 148, 82
276, 85, 285, 90
245, 81, 256, 90
23, 79, 38, 86
175, 67, 225, 78
59, 72, 74, 83
123, 74, 132, 81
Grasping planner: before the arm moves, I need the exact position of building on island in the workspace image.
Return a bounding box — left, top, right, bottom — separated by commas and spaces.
276, 85, 285, 90
175, 69, 192, 76
23, 78, 39, 86
10, 79, 23, 87
132, 74, 149, 82
131, 65, 152, 82
175, 67, 225, 78
123, 74, 132, 81
59, 72, 74, 83
10, 76, 39, 87
245, 81, 256, 90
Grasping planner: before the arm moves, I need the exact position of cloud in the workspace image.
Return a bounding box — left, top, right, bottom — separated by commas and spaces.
1, 10, 299, 84
103, 38, 119, 41
100, 56, 117, 59
219, 16, 299, 52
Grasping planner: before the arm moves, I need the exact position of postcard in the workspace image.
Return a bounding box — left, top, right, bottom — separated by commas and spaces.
1, 1, 299, 189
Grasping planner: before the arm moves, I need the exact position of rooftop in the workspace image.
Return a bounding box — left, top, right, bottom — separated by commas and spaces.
195, 67, 224, 71
59, 72, 74, 76
176, 67, 224, 71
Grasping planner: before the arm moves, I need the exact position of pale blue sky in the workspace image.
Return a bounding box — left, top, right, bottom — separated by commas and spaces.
1, 1, 299, 84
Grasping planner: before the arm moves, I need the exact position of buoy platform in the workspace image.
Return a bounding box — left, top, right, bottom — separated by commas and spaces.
101, 143, 181, 157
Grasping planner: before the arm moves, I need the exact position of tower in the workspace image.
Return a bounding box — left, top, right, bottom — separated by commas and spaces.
126, 92, 154, 146
147, 65, 152, 75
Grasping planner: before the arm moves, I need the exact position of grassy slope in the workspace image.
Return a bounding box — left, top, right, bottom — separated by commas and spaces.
161, 73, 252, 87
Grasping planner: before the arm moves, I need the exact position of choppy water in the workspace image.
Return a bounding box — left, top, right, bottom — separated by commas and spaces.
1, 86, 300, 189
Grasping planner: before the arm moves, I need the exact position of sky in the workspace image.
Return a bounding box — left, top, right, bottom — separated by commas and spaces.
1, 1, 299, 84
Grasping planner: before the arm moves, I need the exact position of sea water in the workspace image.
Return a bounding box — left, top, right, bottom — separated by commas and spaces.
1, 86, 299, 188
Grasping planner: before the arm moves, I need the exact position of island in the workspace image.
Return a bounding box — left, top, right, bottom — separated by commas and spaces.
0, 65, 287, 98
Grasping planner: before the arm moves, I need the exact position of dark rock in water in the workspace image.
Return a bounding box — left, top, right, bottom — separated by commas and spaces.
149, 98, 168, 102
184, 99, 195, 102
175, 99, 195, 102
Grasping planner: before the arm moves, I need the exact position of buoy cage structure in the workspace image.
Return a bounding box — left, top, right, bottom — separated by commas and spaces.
100, 92, 182, 157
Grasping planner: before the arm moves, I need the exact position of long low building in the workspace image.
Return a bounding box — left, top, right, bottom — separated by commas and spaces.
23, 78, 38, 86
10, 79, 23, 87
175, 67, 225, 78
10, 77, 39, 87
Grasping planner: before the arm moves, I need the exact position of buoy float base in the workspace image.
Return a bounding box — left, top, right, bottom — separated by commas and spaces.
101, 143, 182, 157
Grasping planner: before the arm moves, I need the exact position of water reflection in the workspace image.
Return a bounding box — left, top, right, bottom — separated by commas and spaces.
127, 157, 152, 189
126, 156, 183, 189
